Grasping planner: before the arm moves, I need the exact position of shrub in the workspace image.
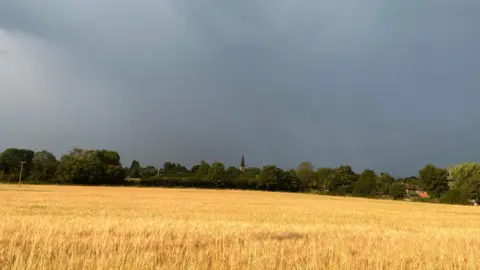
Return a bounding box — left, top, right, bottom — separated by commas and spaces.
439, 188, 471, 205
140, 176, 163, 187
331, 187, 346, 196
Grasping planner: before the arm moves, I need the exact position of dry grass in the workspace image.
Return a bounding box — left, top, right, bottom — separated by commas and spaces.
1, 184, 480, 270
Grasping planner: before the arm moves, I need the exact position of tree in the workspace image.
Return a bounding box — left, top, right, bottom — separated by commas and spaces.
441, 175, 480, 203
354, 169, 377, 197
377, 172, 395, 195
240, 167, 261, 189
0, 149, 21, 174
391, 182, 406, 200
464, 175, 480, 202
140, 166, 158, 178
163, 161, 188, 175
128, 160, 141, 178
190, 165, 200, 174
317, 168, 332, 191
287, 169, 303, 191
0, 148, 35, 178
296, 162, 316, 190
56, 150, 102, 184
32, 150, 58, 181
243, 167, 261, 178
328, 172, 343, 194
419, 164, 449, 198
226, 166, 241, 180
206, 162, 226, 187
55, 148, 125, 185
448, 163, 480, 189
403, 176, 421, 186
195, 160, 210, 183
328, 165, 358, 194
258, 165, 281, 190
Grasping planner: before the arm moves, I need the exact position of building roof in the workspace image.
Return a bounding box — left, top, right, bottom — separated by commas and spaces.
416, 191, 429, 198
404, 183, 420, 191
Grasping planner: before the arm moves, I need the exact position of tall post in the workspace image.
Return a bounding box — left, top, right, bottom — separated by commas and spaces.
18, 161, 26, 186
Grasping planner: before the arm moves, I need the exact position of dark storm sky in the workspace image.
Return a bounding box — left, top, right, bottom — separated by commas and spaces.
1, 1, 479, 176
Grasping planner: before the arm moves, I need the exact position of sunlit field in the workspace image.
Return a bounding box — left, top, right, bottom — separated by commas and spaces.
1, 184, 480, 269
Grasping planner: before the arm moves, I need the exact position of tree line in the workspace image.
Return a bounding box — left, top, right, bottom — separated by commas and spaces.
0, 147, 479, 205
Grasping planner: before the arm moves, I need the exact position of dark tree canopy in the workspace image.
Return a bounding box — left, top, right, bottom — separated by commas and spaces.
55, 148, 125, 185
419, 164, 449, 198
296, 162, 316, 189
129, 160, 141, 178
328, 165, 358, 195
0, 148, 35, 174
354, 169, 377, 197
32, 150, 58, 181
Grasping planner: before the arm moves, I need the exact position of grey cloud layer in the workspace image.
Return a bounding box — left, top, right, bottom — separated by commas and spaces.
1, 1, 479, 175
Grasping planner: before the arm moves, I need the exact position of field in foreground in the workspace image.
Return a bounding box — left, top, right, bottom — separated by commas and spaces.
1, 185, 480, 270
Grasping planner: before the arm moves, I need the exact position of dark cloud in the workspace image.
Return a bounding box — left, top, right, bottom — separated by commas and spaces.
1, 1, 479, 176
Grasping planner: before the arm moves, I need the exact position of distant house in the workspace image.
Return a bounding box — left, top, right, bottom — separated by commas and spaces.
404, 184, 429, 199
404, 183, 420, 191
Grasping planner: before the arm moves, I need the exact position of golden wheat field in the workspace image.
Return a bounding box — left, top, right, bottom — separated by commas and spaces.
1, 185, 480, 270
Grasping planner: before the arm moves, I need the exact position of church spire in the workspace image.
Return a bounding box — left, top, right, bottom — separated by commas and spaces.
240, 154, 245, 170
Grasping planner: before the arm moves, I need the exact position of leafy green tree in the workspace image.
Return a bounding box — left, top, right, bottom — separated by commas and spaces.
442, 175, 480, 203
32, 150, 58, 181
328, 165, 358, 194
223, 166, 241, 188
0, 149, 20, 174
140, 166, 158, 178
390, 182, 406, 200
190, 165, 200, 174
226, 166, 241, 180
240, 167, 261, 189
0, 148, 35, 178
56, 148, 125, 185
464, 175, 480, 202
354, 169, 377, 197
96, 150, 121, 166
273, 168, 299, 191
296, 162, 316, 190
242, 167, 261, 178
206, 162, 226, 187
258, 165, 281, 190
195, 160, 210, 183
56, 151, 101, 184
419, 164, 449, 198
163, 161, 188, 175
287, 169, 303, 191
377, 172, 395, 195
448, 163, 480, 189
316, 168, 332, 191
403, 176, 421, 186
328, 172, 343, 194
128, 160, 141, 178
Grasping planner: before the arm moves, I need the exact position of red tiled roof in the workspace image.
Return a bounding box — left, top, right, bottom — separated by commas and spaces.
416, 191, 429, 198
